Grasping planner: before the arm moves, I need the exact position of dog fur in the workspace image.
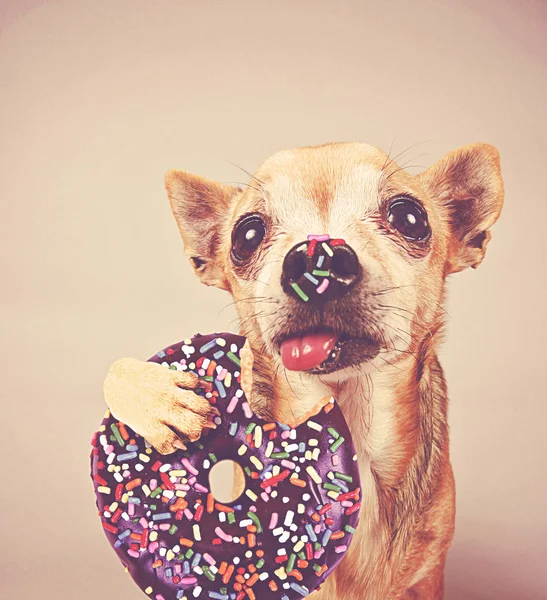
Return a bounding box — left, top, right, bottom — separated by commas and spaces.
104, 142, 504, 599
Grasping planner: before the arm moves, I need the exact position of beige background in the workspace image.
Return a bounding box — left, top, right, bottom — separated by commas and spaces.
1, 1, 546, 598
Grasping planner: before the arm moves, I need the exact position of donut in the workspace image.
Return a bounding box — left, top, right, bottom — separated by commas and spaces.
90, 332, 362, 600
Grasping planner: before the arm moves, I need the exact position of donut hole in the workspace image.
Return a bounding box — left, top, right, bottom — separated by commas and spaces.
208, 460, 246, 503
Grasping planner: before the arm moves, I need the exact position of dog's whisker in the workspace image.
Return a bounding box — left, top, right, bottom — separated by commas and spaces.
282, 369, 300, 423
218, 297, 278, 316
381, 320, 412, 337
223, 180, 263, 194
379, 346, 419, 360
380, 136, 398, 176
221, 157, 267, 191
383, 161, 428, 182
232, 309, 280, 330
222, 298, 278, 309
381, 140, 432, 176
370, 284, 419, 296
377, 355, 406, 371
221, 296, 277, 307
377, 303, 442, 335
385, 312, 434, 339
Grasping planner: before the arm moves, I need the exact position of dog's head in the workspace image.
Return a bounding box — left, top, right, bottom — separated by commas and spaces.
165, 142, 503, 382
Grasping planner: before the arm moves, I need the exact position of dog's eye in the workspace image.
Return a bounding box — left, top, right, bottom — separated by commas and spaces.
387, 198, 430, 241
231, 215, 266, 263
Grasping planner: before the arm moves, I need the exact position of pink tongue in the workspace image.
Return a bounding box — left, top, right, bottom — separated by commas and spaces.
280, 333, 337, 371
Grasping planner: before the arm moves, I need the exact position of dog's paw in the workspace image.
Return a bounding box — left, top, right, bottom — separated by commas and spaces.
103, 357, 219, 455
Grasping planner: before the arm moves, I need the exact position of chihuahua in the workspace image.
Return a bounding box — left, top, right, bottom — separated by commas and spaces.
103, 142, 504, 599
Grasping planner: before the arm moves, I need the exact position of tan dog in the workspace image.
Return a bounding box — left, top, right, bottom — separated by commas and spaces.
103, 142, 504, 599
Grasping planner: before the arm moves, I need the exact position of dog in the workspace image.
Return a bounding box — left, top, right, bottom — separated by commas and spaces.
103, 141, 504, 599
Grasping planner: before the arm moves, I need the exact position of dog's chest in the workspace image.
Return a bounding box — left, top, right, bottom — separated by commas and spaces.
288, 379, 394, 534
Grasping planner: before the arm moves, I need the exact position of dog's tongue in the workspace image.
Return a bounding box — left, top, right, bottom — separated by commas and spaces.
280, 333, 337, 371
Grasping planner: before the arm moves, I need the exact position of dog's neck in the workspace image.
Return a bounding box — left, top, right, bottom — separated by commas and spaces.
267, 353, 429, 490
247, 336, 432, 478
244, 328, 449, 578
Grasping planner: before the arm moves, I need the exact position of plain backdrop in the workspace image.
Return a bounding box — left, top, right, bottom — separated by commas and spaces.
1, 1, 546, 599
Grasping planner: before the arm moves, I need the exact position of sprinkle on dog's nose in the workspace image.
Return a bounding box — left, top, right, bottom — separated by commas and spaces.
281, 234, 362, 303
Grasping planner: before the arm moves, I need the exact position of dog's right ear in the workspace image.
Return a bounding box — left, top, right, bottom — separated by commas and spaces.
164, 170, 241, 290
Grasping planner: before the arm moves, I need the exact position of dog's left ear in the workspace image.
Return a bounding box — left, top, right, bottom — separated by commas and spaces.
418, 143, 504, 273
165, 170, 241, 290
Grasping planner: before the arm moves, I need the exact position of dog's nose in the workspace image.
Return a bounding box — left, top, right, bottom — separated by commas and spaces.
281, 234, 362, 303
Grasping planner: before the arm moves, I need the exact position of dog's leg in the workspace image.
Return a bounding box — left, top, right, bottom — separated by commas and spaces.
103, 357, 218, 454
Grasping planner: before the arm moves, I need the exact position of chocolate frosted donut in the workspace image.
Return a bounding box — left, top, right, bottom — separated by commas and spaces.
90, 333, 362, 599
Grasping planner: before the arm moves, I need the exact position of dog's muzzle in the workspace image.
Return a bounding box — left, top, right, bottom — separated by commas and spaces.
281, 234, 362, 304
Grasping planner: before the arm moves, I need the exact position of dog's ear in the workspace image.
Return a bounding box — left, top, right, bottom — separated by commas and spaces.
418, 143, 504, 273
165, 170, 241, 290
